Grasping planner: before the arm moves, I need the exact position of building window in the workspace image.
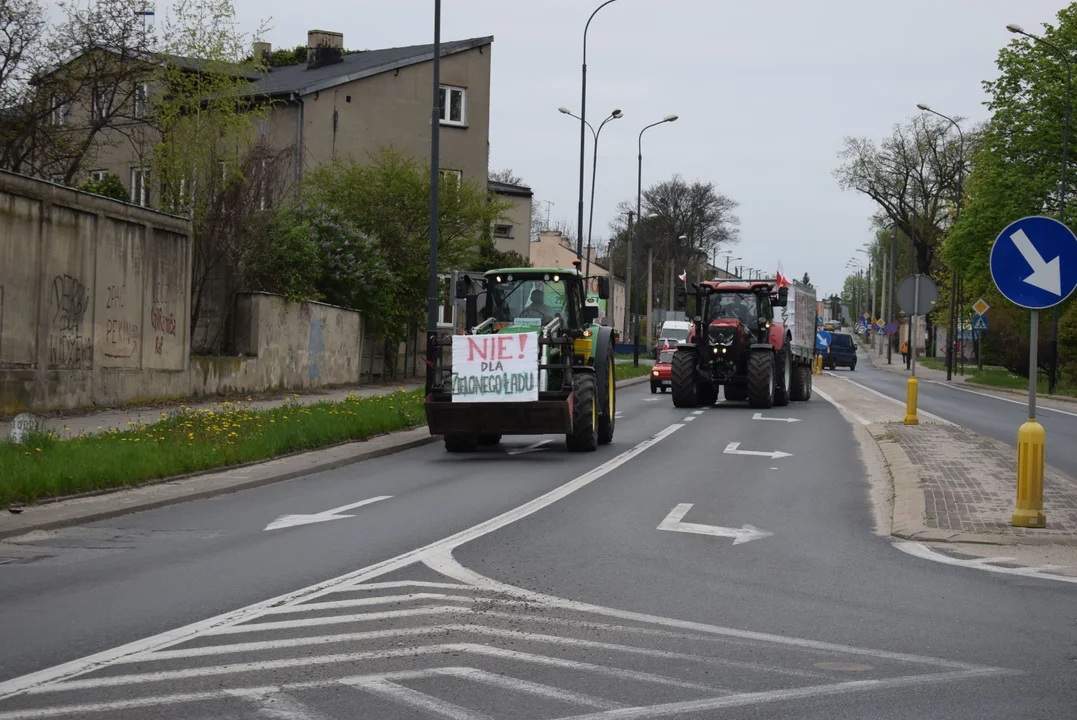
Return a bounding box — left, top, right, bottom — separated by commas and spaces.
89, 170, 108, 181
494, 224, 513, 238
93, 87, 113, 120
131, 168, 149, 206
438, 85, 466, 126
134, 83, 149, 118
51, 96, 70, 126
49, 173, 66, 185
440, 168, 462, 185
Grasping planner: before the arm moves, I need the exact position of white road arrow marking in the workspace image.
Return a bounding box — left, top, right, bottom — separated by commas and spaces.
264, 496, 392, 531
507, 439, 552, 456
657, 503, 773, 545
752, 412, 800, 423
1010, 228, 1062, 295
723, 442, 792, 459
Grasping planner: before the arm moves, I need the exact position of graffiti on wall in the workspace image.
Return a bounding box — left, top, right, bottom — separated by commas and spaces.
48, 274, 91, 366
151, 279, 179, 356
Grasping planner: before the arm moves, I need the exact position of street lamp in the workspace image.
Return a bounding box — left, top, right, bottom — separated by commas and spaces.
631, 114, 678, 366
576, 0, 624, 262
559, 106, 623, 277
848, 259, 864, 321
916, 102, 965, 381
1007, 23, 1071, 393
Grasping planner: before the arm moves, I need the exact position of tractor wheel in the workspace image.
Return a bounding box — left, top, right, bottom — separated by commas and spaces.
444, 435, 477, 452
774, 345, 792, 407
789, 363, 809, 402
477, 434, 502, 446
699, 383, 719, 406
671, 349, 700, 408
805, 367, 813, 400
596, 336, 616, 445
566, 373, 598, 452
724, 384, 748, 402
747, 351, 776, 409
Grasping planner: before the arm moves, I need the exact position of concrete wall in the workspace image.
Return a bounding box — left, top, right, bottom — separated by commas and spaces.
0, 170, 193, 413
192, 293, 363, 396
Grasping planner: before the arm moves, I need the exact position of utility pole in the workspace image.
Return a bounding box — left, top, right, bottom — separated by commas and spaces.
624, 210, 634, 340
888, 229, 896, 365
646, 246, 654, 352
424, 0, 442, 397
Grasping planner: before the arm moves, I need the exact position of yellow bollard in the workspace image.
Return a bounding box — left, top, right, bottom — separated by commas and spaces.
813, 355, 823, 375
1012, 420, 1047, 527
903, 376, 919, 425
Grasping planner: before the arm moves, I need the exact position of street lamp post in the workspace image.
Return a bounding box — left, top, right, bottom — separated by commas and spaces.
1007, 24, 1071, 394
425, 0, 442, 397
917, 103, 965, 381
576, 0, 623, 261
560, 106, 623, 278
632, 114, 678, 366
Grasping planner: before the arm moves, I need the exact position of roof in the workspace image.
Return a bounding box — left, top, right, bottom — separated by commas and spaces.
247, 36, 493, 98
488, 180, 533, 197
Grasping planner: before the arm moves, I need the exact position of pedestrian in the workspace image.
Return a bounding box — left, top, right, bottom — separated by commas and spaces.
900, 340, 909, 366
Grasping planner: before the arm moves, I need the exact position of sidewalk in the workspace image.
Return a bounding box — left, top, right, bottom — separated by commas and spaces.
816, 366, 1077, 547
0, 382, 423, 441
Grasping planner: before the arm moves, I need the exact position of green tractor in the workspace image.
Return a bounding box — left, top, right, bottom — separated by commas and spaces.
425, 261, 617, 452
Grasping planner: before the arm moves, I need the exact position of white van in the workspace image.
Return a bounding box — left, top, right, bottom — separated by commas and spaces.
657, 320, 691, 346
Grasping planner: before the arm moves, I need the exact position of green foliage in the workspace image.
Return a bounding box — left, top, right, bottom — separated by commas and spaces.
0, 390, 425, 506
76, 172, 128, 202
473, 238, 532, 272
304, 148, 509, 344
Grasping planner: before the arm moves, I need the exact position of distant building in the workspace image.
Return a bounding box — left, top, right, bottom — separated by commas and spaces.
488, 180, 532, 258
530, 231, 626, 336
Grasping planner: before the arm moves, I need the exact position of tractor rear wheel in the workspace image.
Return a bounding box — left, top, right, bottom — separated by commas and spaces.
671, 349, 700, 408
789, 362, 809, 402
567, 373, 599, 452
444, 435, 478, 452
724, 384, 748, 402
774, 346, 792, 407
747, 351, 776, 409
596, 337, 616, 445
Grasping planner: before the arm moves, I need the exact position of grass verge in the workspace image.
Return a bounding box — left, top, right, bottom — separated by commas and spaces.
615, 362, 656, 381
0, 390, 425, 506
965, 367, 1077, 398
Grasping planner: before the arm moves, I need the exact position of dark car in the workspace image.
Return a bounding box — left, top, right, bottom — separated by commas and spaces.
825, 332, 857, 370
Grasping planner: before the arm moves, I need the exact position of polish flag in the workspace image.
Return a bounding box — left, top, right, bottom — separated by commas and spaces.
678, 270, 687, 282
775, 271, 790, 288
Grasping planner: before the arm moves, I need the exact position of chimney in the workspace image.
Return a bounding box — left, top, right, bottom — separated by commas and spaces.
307, 30, 344, 70
253, 41, 271, 67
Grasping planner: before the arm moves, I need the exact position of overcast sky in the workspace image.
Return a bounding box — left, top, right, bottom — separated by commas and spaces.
231, 1, 1064, 295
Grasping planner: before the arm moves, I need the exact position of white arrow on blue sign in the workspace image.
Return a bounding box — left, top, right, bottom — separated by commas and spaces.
990, 216, 1077, 309
815, 330, 831, 352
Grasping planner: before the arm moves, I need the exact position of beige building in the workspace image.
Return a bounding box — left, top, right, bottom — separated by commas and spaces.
488, 180, 532, 258
49, 30, 495, 207
530, 231, 626, 336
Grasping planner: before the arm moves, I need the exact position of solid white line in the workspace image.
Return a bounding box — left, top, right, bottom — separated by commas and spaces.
813, 387, 870, 426
927, 381, 1077, 418
330, 581, 476, 593
892, 542, 1077, 585
202, 606, 468, 636
0, 423, 685, 700
825, 373, 954, 425
548, 669, 1012, 720
346, 677, 494, 720
433, 667, 622, 710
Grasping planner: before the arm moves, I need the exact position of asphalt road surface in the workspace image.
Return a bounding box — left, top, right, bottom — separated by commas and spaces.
833, 353, 1077, 478
0, 381, 1073, 719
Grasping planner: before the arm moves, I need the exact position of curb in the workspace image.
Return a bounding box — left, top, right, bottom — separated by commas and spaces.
866, 423, 1077, 547
0, 375, 653, 539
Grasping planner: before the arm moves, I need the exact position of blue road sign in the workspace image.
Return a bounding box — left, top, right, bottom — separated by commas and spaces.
973, 315, 988, 331
990, 216, 1077, 309
885, 321, 898, 336
817, 316, 824, 326
815, 330, 831, 352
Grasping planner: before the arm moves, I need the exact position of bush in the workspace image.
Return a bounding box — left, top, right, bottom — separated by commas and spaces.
77, 172, 129, 202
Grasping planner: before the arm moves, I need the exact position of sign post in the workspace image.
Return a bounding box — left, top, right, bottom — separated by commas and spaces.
990, 216, 1077, 528
896, 273, 939, 425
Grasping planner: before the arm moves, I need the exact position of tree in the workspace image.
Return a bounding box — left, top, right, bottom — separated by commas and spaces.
489, 168, 527, 186
76, 171, 127, 201
801, 272, 812, 288
305, 147, 508, 358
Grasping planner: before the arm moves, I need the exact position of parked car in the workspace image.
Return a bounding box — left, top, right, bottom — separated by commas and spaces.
825, 332, 857, 370
651, 349, 675, 393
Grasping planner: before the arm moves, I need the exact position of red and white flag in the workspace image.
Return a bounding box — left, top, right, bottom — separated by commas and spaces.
678, 269, 687, 282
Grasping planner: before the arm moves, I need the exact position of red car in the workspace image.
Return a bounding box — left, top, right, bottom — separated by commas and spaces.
651, 348, 675, 393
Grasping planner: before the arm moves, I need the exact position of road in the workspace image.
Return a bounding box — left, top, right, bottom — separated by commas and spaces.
0, 382, 1073, 718
834, 352, 1077, 478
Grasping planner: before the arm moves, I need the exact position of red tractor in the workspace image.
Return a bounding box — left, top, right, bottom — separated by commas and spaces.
670, 279, 814, 409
